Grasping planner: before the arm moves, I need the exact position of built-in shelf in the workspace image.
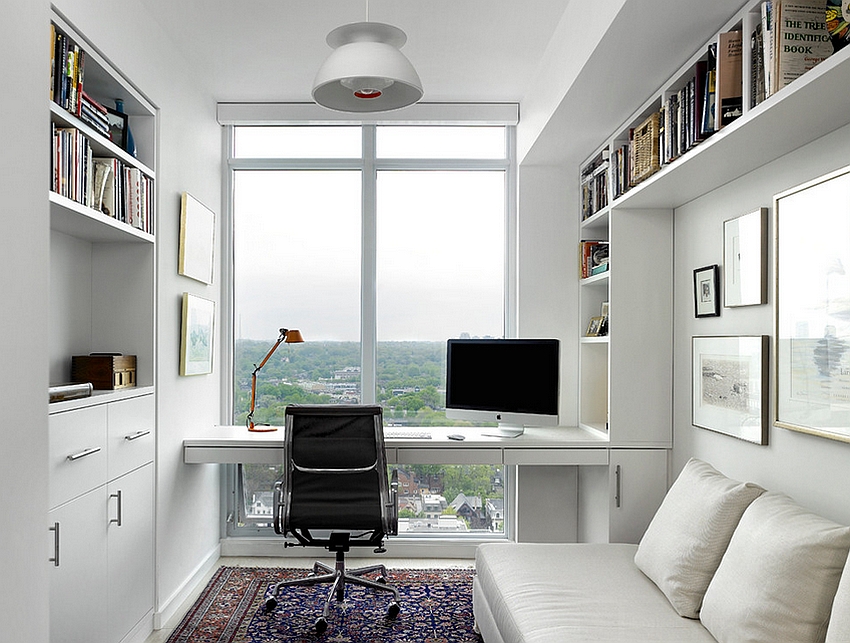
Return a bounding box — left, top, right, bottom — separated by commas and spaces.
49, 192, 154, 244
48, 385, 155, 414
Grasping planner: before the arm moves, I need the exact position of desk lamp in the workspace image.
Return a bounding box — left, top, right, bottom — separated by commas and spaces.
246, 327, 304, 432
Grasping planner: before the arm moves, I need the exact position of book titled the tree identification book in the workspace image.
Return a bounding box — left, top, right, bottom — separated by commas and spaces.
772, 0, 833, 92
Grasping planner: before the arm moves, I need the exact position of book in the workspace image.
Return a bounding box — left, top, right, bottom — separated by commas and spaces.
751, 23, 766, 107
716, 30, 743, 128
826, 0, 850, 53
772, 0, 833, 93
762, 1, 774, 98
700, 43, 717, 137
580, 241, 609, 279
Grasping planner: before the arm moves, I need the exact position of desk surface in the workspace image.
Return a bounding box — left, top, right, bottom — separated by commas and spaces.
183, 424, 611, 466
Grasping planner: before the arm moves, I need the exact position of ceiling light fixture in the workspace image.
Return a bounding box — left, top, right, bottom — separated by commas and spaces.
312, 18, 423, 113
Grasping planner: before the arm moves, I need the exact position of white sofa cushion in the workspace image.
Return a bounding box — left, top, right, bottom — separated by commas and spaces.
474, 542, 717, 643
634, 458, 764, 618
701, 492, 850, 643
827, 552, 850, 643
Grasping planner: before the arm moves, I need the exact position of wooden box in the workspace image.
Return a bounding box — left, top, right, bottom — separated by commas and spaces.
71, 354, 137, 390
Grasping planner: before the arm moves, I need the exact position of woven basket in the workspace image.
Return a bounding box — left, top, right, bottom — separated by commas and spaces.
631, 112, 660, 186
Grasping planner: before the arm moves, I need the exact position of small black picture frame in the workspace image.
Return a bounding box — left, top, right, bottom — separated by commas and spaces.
694, 264, 720, 317
104, 106, 128, 150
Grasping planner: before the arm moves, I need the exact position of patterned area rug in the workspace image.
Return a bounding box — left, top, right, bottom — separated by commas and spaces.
166, 566, 483, 643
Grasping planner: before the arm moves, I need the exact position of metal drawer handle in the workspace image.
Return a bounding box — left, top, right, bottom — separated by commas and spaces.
67, 446, 101, 461
110, 490, 123, 526
49, 522, 60, 567
125, 430, 151, 441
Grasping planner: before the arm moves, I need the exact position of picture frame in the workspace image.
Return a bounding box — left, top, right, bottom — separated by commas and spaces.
180, 293, 215, 376
586, 316, 605, 336
692, 335, 769, 445
693, 264, 720, 317
724, 207, 768, 307
179, 192, 216, 285
104, 106, 128, 150
775, 165, 850, 443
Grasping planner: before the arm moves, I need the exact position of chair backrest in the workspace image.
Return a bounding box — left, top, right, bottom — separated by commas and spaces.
281, 404, 395, 543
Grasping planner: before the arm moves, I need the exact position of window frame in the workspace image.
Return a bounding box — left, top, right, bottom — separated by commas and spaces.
221, 121, 519, 545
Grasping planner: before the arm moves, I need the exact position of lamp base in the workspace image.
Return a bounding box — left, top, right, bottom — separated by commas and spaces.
248, 425, 278, 432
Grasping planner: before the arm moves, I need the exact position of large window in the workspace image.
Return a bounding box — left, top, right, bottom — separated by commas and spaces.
227, 123, 515, 538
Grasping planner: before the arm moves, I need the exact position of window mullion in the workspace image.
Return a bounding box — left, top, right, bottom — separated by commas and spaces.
361, 125, 378, 404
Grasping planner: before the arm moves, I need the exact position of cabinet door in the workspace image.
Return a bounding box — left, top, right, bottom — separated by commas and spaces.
107, 462, 154, 643
608, 449, 668, 544
49, 489, 109, 643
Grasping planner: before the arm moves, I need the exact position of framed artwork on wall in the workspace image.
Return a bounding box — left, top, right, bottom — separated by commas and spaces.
775, 165, 850, 443
692, 335, 769, 445
179, 192, 216, 285
694, 264, 720, 317
180, 293, 215, 376
724, 207, 768, 307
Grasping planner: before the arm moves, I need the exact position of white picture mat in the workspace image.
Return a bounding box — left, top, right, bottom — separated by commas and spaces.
724, 208, 767, 307
180, 293, 215, 376
179, 192, 215, 285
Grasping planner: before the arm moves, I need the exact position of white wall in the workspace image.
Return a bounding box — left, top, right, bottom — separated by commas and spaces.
673, 122, 850, 526
53, 0, 223, 624
0, 2, 50, 641
517, 164, 578, 425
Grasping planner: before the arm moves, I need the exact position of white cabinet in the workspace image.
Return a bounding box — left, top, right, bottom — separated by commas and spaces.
48, 393, 155, 643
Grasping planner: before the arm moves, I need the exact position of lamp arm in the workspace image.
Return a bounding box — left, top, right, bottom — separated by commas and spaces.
246, 328, 290, 430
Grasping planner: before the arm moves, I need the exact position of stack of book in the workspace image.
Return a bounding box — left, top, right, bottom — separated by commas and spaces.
579, 241, 610, 279
78, 90, 110, 137
50, 23, 85, 115
580, 151, 610, 220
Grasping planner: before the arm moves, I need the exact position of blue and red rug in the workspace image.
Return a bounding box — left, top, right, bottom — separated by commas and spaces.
166, 566, 482, 643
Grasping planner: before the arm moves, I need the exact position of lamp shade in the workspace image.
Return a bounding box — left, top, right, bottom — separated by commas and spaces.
284, 329, 304, 343
312, 22, 423, 113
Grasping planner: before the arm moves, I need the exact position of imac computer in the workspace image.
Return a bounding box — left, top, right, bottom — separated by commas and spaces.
445, 338, 560, 437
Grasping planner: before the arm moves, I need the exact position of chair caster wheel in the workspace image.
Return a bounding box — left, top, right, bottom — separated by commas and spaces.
315, 617, 328, 634
387, 601, 400, 619
264, 596, 277, 611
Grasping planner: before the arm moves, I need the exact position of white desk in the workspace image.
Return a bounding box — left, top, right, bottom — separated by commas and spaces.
183, 425, 610, 466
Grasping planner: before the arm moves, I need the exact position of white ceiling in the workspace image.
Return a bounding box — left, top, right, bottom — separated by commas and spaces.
142, 0, 573, 104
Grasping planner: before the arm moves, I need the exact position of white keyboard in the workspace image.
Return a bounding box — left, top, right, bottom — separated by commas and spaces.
383, 428, 432, 439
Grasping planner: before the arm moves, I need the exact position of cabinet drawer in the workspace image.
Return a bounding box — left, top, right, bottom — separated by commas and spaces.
107, 394, 155, 480
49, 405, 108, 509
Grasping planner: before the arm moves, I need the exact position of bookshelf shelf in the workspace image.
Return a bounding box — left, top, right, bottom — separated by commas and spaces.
49, 192, 154, 244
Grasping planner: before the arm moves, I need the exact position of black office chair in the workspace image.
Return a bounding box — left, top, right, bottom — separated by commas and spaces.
264, 404, 400, 634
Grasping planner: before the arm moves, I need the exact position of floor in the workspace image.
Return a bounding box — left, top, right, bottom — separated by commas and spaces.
144, 556, 474, 643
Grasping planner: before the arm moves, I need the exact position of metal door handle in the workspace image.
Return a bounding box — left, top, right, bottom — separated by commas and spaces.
110, 490, 123, 526
125, 430, 151, 441
49, 522, 60, 567
615, 464, 622, 508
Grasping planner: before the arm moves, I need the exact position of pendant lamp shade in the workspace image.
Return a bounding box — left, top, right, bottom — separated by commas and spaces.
312, 22, 423, 112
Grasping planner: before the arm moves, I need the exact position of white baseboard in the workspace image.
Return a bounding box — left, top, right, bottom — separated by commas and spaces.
154, 542, 221, 630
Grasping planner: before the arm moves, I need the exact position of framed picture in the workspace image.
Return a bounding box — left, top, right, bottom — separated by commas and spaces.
775, 165, 850, 442
179, 192, 216, 285
180, 293, 215, 376
692, 335, 769, 445
586, 316, 605, 336
724, 208, 768, 307
104, 106, 128, 150
694, 265, 720, 317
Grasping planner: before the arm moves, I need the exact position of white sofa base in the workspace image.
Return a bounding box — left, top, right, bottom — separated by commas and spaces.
474, 542, 717, 643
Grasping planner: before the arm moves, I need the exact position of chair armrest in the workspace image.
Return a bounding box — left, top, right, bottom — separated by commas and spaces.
272, 478, 285, 535
387, 468, 399, 536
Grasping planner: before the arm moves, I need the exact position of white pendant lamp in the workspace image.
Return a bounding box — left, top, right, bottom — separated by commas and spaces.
312, 21, 423, 112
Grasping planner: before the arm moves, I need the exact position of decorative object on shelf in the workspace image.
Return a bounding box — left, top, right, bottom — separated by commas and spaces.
586, 316, 606, 337
775, 165, 850, 443
179, 192, 216, 285
724, 208, 768, 307
71, 354, 136, 390
631, 112, 661, 185
104, 105, 128, 151
693, 264, 721, 318
180, 293, 216, 376
312, 3, 423, 114
692, 335, 769, 445
113, 99, 136, 157
826, 0, 850, 53
49, 382, 93, 403
246, 327, 305, 431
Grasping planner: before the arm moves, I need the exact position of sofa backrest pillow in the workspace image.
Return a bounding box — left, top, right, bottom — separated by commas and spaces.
827, 551, 850, 643
634, 458, 764, 618
701, 492, 850, 643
